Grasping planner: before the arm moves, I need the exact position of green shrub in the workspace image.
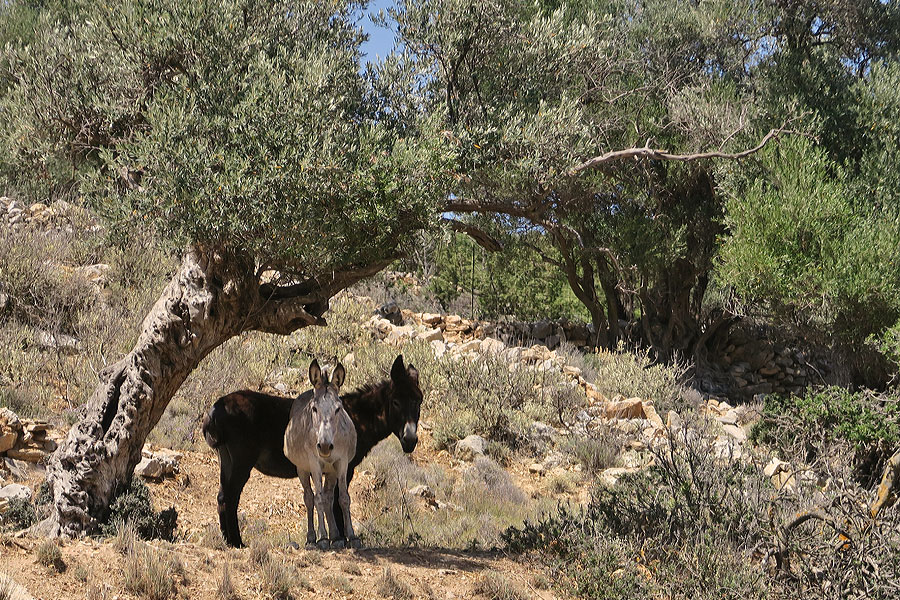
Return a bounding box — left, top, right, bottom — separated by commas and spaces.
751, 386, 900, 485
101, 478, 177, 541
1, 497, 36, 531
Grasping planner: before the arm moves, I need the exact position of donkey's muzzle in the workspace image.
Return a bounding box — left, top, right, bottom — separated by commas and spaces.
317, 442, 334, 457
400, 422, 418, 453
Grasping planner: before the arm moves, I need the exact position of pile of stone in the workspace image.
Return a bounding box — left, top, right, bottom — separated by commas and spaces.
0, 196, 97, 233
0, 408, 58, 464
707, 328, 833, 400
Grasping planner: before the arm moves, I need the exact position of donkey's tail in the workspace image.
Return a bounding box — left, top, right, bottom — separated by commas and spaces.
201, 401, 226, 449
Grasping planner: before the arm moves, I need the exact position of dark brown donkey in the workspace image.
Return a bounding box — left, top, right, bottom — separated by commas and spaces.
202, 354, 422, 548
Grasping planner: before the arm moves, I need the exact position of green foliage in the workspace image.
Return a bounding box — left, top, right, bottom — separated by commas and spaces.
582, 344, 688, 411
101, 478, 177, 542
751, 386, 900, 484
504, 425, 773, 600
719, 137, 900, 347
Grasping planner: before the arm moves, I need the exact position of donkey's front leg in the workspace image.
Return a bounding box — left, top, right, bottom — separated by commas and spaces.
298, 471, 317, 548
310, 463, 330, 549
337, 464, 361, 549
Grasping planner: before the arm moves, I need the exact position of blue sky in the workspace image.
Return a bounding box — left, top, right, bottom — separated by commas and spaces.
359, 0, 398, 64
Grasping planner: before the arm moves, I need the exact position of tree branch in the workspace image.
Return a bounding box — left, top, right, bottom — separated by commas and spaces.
568, 127, 800, 175
442, 217, 503, 252
250, 259, 394, 335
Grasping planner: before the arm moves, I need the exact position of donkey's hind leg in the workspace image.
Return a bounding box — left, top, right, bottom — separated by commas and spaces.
323, 472, 343, 549
299, 472, 317, 548
337, 467, 360, 549
217, 449, 254, 548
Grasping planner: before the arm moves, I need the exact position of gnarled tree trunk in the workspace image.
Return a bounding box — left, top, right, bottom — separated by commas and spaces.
34, 246, 385, 538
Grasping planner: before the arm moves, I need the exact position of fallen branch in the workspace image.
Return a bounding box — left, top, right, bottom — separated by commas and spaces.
871, 448, 900, 518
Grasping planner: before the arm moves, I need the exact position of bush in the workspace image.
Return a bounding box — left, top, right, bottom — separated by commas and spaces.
35, 539, 66, 572
504, 420, 772, 599
751, 386, 900, 485
101, 478, 177, 541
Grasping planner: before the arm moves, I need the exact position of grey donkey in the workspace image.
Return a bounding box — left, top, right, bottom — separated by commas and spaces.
284, 359, 360, 549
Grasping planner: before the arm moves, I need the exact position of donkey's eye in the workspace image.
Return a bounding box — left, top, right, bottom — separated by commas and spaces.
311, 405, 317, 413
335, 406, 342, 415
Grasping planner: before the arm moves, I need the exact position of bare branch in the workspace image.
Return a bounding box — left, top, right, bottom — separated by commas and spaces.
568, 127, 801, 175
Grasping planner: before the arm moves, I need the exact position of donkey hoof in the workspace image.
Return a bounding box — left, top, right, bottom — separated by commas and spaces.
330, 539, 345, 550
348, 537, 362, 550
316, 539, 330, 550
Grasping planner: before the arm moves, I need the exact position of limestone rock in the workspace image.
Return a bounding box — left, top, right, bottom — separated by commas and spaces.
764, 457, 791, 478
418, 327, 443, 343
421, 313, 442, 326
528, 463, 545, 475
642, 403, 664, 428
455, 339, 481, 354
0, 483, 31, 502
480, 337, 506, 355
721, 423, 747, 442
454, 435, 488, 461
430, 339, 447, 358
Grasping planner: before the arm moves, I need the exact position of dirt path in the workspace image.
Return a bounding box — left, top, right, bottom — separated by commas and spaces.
1, 447, 571, 600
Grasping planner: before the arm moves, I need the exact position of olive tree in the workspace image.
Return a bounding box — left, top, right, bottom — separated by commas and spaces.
0, 0, 449, 537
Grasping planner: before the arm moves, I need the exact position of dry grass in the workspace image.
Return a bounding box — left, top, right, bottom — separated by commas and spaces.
376, 567, 414, 600
216, 562, 238, 600
0, 576, 14, 600
583, 343, 688, 411
123, 543, 182, 600
200, 523, 227, 551
112, 518, 137, 555
322, 572, 353, 593
474, 572, 531, 600
259, 556, 297, 600
341, 561, 363, 576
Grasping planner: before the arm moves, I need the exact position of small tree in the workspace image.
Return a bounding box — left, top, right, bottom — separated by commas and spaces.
0, 0, 449, 537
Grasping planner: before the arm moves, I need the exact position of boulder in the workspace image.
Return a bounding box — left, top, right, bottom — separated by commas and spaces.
763, 457, 791, 478
421, 313, 443, 326
528, 463, 545, 475
454, 435, 488, 461
721, 423, 747, 442
641, 403, 664, 428
386, 325, 416, 344
135, 456, 164, 479
562, 365, 582, 378
603, 398, 645, 420
455, 339, 481, 354
6, 444, 46, 462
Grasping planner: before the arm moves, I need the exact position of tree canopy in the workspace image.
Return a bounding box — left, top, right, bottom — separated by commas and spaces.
0, 0, 451, 274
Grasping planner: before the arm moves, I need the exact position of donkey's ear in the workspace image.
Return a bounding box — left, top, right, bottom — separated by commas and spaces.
391, 354, 406, 381
331, 363, 346, 389
406, 364, 419, 384
309, 359, 323, 387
